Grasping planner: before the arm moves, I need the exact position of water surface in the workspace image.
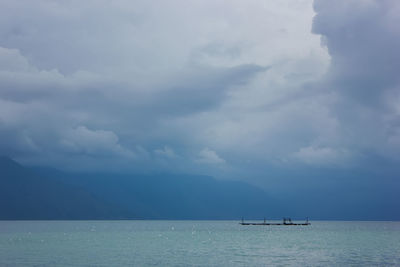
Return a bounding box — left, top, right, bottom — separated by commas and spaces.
0, 221, 399, 266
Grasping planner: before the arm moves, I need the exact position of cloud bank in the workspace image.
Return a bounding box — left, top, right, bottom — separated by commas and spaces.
0, 0, 399, 184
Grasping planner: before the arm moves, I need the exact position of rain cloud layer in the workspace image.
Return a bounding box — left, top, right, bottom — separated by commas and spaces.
0, 0, 399, 193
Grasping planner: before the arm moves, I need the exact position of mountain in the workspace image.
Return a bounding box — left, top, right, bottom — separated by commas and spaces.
34, 170, 284, 220
0, 157, 282, 220
0, 156, 132, 220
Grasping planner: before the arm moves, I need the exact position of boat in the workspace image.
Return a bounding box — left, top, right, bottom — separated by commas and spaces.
239, 217, 310, 226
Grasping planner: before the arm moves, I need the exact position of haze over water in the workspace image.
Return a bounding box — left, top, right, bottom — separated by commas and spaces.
1, 221, 399, 266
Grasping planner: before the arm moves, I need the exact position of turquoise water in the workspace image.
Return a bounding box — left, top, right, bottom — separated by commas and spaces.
0, 221, 399, 266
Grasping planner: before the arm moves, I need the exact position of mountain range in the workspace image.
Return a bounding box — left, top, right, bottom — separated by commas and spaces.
0, 156, 283, 220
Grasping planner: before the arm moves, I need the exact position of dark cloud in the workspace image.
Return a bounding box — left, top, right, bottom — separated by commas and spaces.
154, 64, 268, 115
0, 0, 399, 186
313, 0, 400, 101
311, 0, 400, 161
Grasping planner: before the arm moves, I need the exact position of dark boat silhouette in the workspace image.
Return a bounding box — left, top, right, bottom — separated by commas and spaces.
240, 217, 310, 225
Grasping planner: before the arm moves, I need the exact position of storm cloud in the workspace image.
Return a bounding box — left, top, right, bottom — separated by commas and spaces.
0, 0, 399, 186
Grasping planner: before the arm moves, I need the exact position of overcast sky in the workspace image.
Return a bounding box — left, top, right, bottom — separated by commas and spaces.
1, 0, 399, 189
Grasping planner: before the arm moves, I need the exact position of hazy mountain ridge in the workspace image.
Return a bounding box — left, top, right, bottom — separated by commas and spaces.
0, 156, 132, 220
0, 157, 283, 220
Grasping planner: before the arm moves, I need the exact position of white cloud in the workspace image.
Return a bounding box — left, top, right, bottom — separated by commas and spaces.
292, 146, 351, 166
60, 126, 135, 158
196, 148, 225, 164
0, 47, 33, 72
154, 146, 176, 158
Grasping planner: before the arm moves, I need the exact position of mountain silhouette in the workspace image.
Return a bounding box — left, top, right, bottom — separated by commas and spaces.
1, 156, 282, 220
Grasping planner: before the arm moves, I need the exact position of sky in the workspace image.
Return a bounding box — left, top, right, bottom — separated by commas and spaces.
0, 0, 399, 199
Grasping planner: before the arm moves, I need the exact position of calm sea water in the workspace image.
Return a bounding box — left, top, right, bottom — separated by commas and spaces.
0, 220, 399, 266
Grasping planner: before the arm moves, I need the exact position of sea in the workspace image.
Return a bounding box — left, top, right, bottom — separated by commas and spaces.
0, 220, 399, 266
